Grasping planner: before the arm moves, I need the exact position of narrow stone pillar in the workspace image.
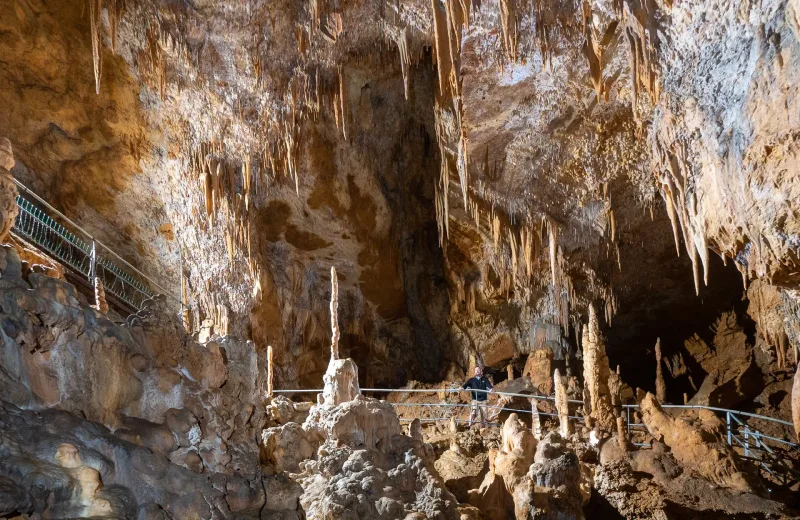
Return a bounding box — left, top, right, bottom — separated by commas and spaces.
583, 304, 614, 431
616, 415, 628, 451
409, 418, 423, 441
507, 364, 514, 381
554, 368, 571, 437
0, 138, 19, 244
655, 338, 667, 403
266, 345, 274, 400
330, 266, 340, 360
530, 397, 542, 440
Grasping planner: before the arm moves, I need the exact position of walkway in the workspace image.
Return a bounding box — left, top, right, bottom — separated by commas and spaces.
10, 179, 172, 312
275, 386, 800, 487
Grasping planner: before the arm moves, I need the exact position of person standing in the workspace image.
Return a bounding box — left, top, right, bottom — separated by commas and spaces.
462, 366, 493, 428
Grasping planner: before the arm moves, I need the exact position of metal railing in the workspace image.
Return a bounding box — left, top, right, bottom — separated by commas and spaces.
274, 386, 800, 486
10, 179, 175, 311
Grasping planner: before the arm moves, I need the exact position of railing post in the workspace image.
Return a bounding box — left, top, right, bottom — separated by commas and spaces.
726, 411, 732, 446
744, 424, 749, 458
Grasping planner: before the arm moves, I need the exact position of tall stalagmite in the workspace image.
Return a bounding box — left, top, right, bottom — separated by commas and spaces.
330, 265, 340, 360
554, 368, 571, 437
583, 304, 615, 431
655, 338, 667, 403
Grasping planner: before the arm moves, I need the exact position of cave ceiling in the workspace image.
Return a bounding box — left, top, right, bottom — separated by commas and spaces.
2, 0, 800, 387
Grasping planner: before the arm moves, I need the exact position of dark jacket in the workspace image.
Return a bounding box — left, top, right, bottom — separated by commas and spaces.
462, 376, 493, 401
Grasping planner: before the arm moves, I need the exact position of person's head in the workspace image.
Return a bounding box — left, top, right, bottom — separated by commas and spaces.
474, 366, 484, 377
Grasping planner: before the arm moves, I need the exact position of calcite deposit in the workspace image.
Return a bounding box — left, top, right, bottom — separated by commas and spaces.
2, 0, 800, 515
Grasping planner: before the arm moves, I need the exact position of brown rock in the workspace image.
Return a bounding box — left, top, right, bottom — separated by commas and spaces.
483, 333, 515, 367
639, 392, 753, 492
793, 364, 800, 441
523, 348, 554, 395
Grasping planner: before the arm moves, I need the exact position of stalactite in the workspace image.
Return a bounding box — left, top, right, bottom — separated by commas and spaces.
499, 0, 518, 63
548, 220, 558, 288
330, 266, 340, 360
609, 209, 616, 242
89, 0, 103, 95
338, 66, 349, 141
108, 0, 120, 53
432, 0, 452, 96
492, 212, 501, 253
395, 27, 412, 100
554, 368, 571, 437
655, 338, 667, 403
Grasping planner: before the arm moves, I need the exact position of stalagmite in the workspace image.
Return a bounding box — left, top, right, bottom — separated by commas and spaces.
554, 368, 571, 437
93, 277, 108, 315
321, 266, 359, 406
330, 266, 340, 360
655, 338, 666, 403
616, 415, 628, 451
530, 397, 542, 440
507, 364, 514, 380
267, 345, 274, 400
0, 138, 19, 244
583, 305, 615, 431
409, 418, 423, 441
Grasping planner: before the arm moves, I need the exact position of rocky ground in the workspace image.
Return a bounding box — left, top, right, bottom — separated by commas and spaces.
0, 248, 798, 519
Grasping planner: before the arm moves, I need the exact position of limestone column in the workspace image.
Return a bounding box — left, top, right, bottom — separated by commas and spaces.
266, 345, 274, 400
554, 368, 571, 437
582, 304, 615, 431
655, 338, 667, 403
530, 397, 542, 440
0, 138, 19, 244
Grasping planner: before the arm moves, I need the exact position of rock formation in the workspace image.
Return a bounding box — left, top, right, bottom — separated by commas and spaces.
654, 338, 667, 403
639, 392, 753, 492
582, 305, 615, 432
2, 0, 800, 516
554, 368, 571, 438
794, 364, 800, 440
0, 137, 18, 244
320, 267, 360, 407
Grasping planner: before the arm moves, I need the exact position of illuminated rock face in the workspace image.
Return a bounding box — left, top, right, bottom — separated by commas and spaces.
2, 0, 800, 516
0, 137, 18, 244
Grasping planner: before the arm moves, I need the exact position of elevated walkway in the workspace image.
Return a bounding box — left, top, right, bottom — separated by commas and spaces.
10, 179, 173, 313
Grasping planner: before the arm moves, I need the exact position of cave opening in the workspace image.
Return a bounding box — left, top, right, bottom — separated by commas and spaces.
604, 252, 752, 402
